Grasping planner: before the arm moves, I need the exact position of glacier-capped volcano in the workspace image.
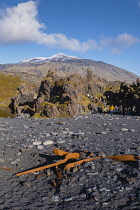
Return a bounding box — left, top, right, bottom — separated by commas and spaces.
20, 53, 81, 64
1, 53, 138, 84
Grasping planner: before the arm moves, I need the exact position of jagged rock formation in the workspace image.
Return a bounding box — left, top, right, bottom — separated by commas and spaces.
104, 78, 140, 115
10, 70, 108, 118
9, 84, 38, 115
33, 69, 108, 117
9, 69, 140, 117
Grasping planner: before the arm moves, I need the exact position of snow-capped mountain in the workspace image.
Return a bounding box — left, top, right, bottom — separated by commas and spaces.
20, 53, 81, 64
1, 53, 138, 84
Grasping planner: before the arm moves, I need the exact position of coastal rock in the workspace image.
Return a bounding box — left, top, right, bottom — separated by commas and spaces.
9, 70, 108, 118
9, 83, 37, 115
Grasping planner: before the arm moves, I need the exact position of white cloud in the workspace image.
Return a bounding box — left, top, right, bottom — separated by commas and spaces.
39, 33, 99, 52
0, 1, 139, 53
100, 33, 140, 53
0, 1, 45, 43
115, 33, 139, 48
0, 1, 98, 52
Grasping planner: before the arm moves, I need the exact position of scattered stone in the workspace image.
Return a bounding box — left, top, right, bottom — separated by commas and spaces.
43, 140, 54, 146
63, 197, 73, 202
37, 145, 44, 150
116, 167, 123, 172
130, 129, 135, 132
57, 139, 66, 144
41, 196, 49, 201
51, 132, 58, 136
72, 166, 79, 172
10, 161, 17, 165
22, 182, 31, 189
102, 203, 109, 207
121, 128, 129, 131
44, 133, 51, 137
91, 165, 96, 170
79, 194, 86, 198
15, 158, 20, 162
86, 188, 92, 193
51, 196, 59, 202
99, 187, 106, 192
137, 147, 140, 151
28, 145, 33, 149
101, 131, 107, 135
33, 141, 42, 146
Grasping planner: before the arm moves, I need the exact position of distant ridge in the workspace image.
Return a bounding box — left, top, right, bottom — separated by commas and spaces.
0, 53, 139, 84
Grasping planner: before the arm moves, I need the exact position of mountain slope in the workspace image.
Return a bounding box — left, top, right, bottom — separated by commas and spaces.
0, 53, 138, 83
0, 64, 14, 70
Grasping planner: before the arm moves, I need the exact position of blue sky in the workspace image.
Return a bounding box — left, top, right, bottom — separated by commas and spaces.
0, 0, 140, 76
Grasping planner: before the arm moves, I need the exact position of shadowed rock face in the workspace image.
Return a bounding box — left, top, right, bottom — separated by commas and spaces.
9, 70, 108, 117
104, 79, 140, 115
9, 84, 38, 115
33, 70, 108, 118
9, 69, 140, 118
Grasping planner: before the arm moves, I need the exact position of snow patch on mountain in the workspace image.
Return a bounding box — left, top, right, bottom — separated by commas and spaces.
20, 53, 81, 64
21, 57, 47, 63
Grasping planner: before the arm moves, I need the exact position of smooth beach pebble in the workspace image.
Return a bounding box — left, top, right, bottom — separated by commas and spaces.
43, 140, 54, 146
57, 140, 66, 144
130, 129, 135, 132
51, 196, 59, 202
121, 128, 129, 131
37, 145, 44, 150
10, 161, 17, 165
32, 141, 42, 145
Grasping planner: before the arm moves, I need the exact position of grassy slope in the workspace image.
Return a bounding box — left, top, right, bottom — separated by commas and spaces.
0, 73, 22, 106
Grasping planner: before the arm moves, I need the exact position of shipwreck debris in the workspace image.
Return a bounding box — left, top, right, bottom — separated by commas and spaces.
15, 148, 140, 188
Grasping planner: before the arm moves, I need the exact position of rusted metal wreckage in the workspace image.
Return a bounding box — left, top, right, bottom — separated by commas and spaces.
15, 148, 140, 186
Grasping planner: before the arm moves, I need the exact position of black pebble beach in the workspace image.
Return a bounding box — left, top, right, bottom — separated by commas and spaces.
0, 113, 140, 210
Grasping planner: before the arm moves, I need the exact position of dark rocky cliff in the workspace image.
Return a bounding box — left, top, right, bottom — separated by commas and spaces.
10, 70, 108, 117
104, 78, 140, 115
9, 70, 140, 117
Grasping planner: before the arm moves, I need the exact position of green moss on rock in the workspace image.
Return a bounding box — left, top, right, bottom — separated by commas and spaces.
0, 74, 23, 106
